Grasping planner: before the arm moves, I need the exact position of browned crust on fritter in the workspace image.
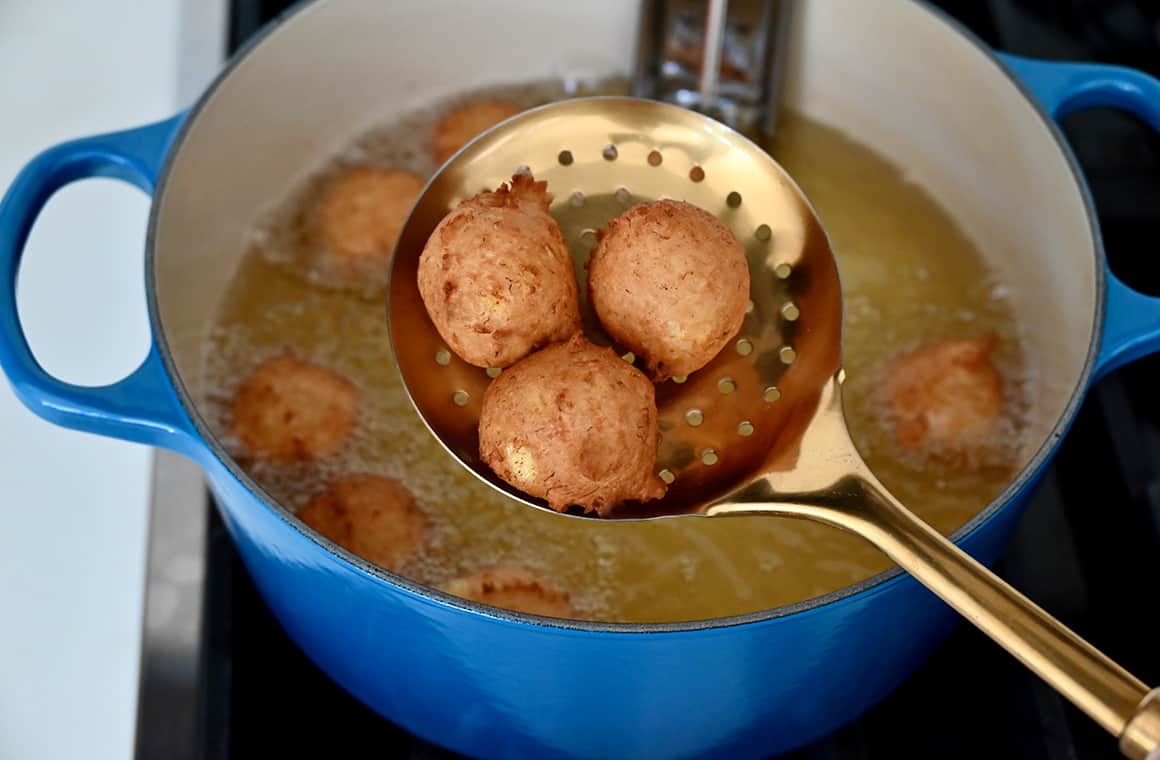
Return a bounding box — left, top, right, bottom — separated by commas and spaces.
478, 334, 666, 515
298, 474, 429, 572
589, 199, 750, 381
432, 100, 523, 164
442, 566, 574, 618
883, 335, 1004, 454
231, 351, 358, 461
317, 166, 424, 265
416, 174, 581, 368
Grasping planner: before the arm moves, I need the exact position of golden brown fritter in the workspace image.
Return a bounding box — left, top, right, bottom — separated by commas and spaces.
417, 174, 581, 368
317, 166, 424, 268
231, 352, 358, 461
589, 200, 750, 381
298, 475, 429, 572
432, 100, 522, 164
883, 336, 1004, 455
442, 566, 574, 618
478, 334, 666, 514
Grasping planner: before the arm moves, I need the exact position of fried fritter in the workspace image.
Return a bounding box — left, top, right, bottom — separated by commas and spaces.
589, 199, 750, 381
417, 174, 581, 368
432, 100, 522, 164
479, 334, 666, 514
298, 474, 429, 572
317, 166, 424, 267
442, 566, 574, 618
231, 352, 358, 461
883, 335, 1004, 455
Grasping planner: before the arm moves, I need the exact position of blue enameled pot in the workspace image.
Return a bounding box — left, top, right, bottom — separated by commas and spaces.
2, 1, 1159, 757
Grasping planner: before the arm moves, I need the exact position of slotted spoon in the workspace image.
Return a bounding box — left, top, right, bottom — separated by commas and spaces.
386, 96, 1158, 759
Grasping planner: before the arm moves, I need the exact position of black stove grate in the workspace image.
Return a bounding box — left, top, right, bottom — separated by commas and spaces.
191, 2, 1160, 757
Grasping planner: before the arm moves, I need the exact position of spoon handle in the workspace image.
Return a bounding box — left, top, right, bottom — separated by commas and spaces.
711, 375, 1157, 756
835, 475, 1158, 759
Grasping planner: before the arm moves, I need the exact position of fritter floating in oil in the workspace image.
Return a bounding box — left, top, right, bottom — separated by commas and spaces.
231, 351, 358, 461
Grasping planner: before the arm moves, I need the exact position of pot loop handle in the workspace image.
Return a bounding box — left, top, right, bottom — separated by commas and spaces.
0, 115, 201, 458
1002, 53, 1160, 760
1000, 54, 1160, 381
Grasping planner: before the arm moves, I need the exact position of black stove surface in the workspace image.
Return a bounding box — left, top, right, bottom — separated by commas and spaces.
194, 2, 1160, 757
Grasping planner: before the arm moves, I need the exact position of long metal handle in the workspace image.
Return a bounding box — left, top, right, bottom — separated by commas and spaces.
698, 0, 729, 109
851, 475, 1160, 759
728, 472, 1160, 759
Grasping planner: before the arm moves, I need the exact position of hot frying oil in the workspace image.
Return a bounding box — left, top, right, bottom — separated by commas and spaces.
204, 84, 1030, 623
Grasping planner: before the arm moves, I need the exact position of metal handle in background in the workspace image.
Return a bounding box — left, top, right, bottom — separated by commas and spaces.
0, 114, 201, 458
999, 54, 1160, 380
633, 0, 791, 139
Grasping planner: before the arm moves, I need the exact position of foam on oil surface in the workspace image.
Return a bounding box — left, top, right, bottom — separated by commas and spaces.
247, 80, 607, 300
201, 82, 1035, 623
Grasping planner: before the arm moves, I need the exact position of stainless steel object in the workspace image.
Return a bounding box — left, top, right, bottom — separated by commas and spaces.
385, 96, 1160, 759
135, 2, 226, 757
633, 0, 792, 137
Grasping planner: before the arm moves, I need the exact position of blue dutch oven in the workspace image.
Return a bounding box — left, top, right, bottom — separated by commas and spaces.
1, 1, 1159, 757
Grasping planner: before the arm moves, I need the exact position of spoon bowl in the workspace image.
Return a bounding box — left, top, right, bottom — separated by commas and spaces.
388, 96, 842, 517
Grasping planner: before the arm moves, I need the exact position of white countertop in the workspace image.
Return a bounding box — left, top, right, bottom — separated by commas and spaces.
0, 3, 184, 758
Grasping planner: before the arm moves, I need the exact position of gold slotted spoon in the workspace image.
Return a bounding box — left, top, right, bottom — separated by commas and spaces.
387, 96, 1159, 759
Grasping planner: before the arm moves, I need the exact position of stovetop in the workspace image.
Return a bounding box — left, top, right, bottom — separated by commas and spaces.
136, 2, 1160, 758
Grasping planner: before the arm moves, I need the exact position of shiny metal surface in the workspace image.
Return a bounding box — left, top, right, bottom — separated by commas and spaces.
1122, 689, 1160, 760
388, 94, 1156, 756
714, 376, 1155, 754
388, 95, 835, 516
633, 0, 791, 138
698, 0, 729, 108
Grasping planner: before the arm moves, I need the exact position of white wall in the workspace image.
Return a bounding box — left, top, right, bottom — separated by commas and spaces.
0, 2, 182, 758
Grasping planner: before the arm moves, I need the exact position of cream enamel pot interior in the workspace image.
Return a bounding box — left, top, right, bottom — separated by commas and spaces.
2, 1, 1160, 758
